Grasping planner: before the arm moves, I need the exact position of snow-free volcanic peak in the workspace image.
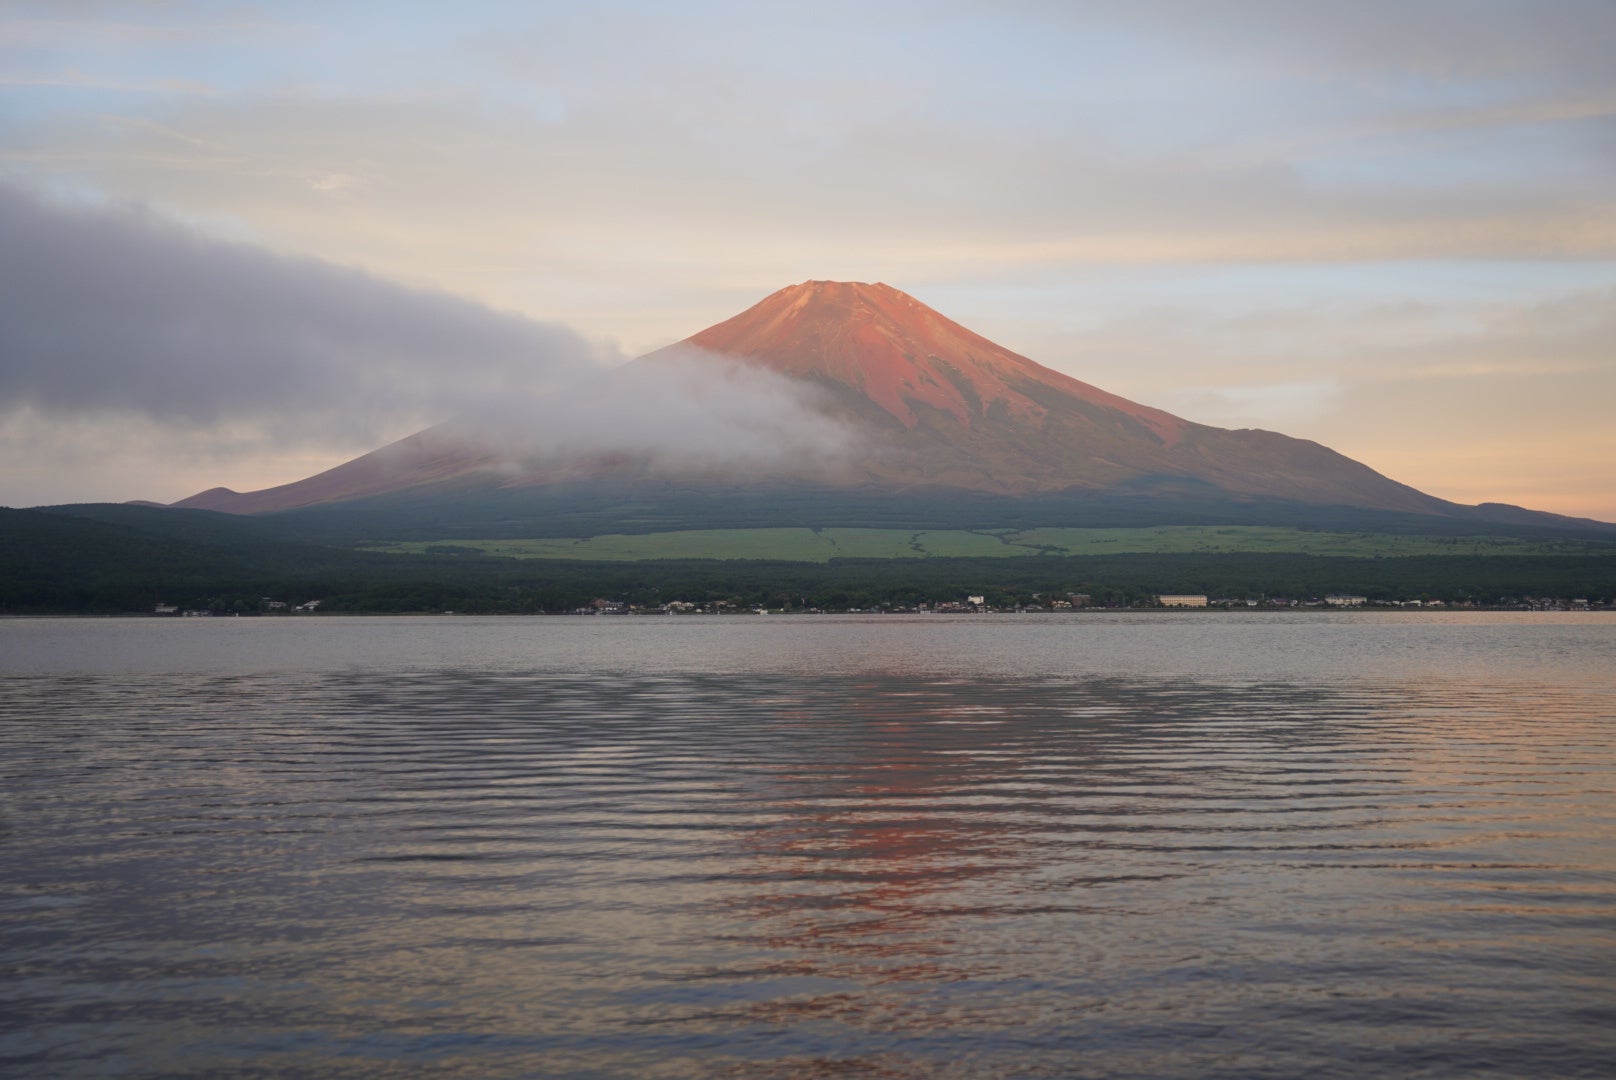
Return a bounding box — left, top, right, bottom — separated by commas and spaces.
655, 280, 1185, 444
176, 279, 1463, 517
637, 279, 1438, 506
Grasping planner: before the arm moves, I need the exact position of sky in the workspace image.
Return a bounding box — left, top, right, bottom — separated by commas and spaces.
2, 0, 1613, 520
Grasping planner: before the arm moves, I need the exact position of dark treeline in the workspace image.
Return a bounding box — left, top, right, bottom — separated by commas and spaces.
5, 507, 1614, 614
192, 482, 1616, 544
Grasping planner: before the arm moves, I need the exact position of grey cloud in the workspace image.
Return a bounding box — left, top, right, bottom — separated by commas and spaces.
0, 182, 612, 435
0, 184, 861, 494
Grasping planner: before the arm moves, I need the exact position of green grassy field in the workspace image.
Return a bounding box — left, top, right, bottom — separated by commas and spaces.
360, 526, 1604, 563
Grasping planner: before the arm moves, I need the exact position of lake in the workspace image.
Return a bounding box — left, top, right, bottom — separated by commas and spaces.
3, 613, 1614, 1078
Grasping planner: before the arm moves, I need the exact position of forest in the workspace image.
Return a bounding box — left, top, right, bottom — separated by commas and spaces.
5, 505, 1613, 614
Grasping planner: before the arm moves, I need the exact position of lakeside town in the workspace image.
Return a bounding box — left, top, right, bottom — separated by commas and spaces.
566, 593, 1606, 615
154, 591, 1609, 617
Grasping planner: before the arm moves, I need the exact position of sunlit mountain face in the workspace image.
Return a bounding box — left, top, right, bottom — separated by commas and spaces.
640, 281, 1445, 509
174, 280, 1462, 521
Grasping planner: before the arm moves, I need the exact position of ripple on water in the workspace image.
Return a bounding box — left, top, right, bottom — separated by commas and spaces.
2, 618, 1615, 1077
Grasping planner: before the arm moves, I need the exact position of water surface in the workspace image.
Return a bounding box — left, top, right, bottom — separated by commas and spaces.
3, 614, 1614, 1077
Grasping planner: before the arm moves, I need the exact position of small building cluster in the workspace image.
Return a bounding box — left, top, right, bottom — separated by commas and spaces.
151, 597, 323, 616
538, 589, 1616, 615
145, 589, 1607, 618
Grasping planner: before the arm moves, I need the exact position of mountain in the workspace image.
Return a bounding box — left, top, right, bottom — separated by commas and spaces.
177, 429, 500, 516
640, 281, 1446, 509
172, 280, 1604, 534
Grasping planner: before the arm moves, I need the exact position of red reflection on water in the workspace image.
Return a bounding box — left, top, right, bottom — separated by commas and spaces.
729, 679, 1034, 981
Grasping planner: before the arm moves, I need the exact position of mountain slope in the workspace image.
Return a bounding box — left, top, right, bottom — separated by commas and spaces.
174, 425, 498, 514
652, 280, 1186, 439
171, 280, 1579, 528
640, 280, 1445, 510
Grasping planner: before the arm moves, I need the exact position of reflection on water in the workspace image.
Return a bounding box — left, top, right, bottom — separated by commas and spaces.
2, 617, 1615, 1078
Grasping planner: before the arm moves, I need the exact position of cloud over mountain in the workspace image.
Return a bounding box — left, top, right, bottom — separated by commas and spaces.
0, 184, 858, 503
